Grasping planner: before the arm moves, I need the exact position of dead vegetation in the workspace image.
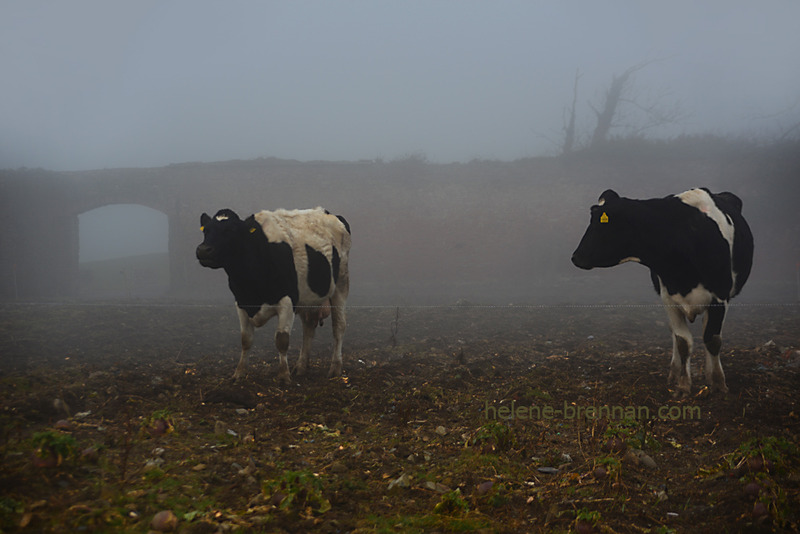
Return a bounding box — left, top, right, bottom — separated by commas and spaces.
0, 302, 798, 533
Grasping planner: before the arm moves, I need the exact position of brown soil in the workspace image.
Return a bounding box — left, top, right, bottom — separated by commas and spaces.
1, 302, 798, 533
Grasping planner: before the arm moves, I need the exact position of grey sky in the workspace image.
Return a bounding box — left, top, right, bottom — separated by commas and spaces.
2, 1, 799, 171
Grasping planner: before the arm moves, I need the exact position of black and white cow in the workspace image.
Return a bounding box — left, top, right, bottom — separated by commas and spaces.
571, 188, 753, 396
196, 207, 351, 384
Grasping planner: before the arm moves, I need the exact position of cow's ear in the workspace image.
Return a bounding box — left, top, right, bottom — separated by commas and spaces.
243, 214, 259, 234
599, 189, 619, 204
200, 213, 211, 229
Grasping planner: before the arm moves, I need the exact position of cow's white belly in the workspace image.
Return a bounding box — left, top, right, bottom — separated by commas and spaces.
296, 284, 333, 306
247, 303, 280, 327
660, 283, 713, 322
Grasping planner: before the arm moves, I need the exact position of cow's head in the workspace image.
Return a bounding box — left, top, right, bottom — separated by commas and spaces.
571, 190, 640, 270
196, 209, 258, 269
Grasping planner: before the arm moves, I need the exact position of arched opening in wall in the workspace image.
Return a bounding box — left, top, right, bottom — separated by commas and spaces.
78, 204, 169, 298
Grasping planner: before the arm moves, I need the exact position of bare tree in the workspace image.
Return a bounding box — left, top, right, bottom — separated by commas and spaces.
588, 60, 684, 148
561, 69, 581, 155
553, 59, 685, 155
779, 120, 800, 141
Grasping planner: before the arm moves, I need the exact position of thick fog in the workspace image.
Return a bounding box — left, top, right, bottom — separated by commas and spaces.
2, 2, 799, 171
1, 2, 798, 305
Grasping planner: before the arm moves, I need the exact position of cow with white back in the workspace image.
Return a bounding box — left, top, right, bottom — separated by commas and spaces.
571, 188, 753, 396
196, 207, 351, 385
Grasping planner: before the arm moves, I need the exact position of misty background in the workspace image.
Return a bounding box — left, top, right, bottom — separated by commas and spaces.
3, 2, 799, 170
1, 2, 799, 304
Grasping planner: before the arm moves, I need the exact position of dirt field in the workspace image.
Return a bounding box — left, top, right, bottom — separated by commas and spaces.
1, 301, 798, 533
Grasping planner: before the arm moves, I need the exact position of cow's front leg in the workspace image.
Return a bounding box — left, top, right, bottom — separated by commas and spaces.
234, 306, 254, 380
664, 303, 692, 397
274, 297, 295, 385
703, 300, 729, 394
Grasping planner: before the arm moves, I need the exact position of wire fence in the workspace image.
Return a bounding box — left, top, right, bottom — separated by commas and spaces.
0, 300, 798, 311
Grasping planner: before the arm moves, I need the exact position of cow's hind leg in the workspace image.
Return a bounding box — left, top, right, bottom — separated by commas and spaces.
327, 292, 347, 378
703, 299, 728, 394
295, 309, 317, 377
664, 303, 693, 397
274, 297, 295, 385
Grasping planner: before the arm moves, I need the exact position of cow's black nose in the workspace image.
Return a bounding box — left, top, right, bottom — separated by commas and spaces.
196, 244, 222, 268
571, 254, 590, 270
196, 244, 212, 259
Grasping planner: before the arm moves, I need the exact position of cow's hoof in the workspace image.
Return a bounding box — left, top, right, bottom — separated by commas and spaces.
277, 374, 292, 386
671, 380, 692, 399
709, 370, 728, 395
671, 389, 690, 400
710, 383, 729, 395
277, 368, 292, 385
327, 364, 342, 379
667, 369, 677, 385
293, 364, 308, 377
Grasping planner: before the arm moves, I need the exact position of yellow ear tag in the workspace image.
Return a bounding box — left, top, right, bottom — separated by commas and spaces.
600, 212, 609, 223
200, 226, 204, 231
249, 227, 256, 233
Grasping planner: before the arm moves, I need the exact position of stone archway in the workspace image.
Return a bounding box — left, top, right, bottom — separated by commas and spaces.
77, 204, 170, 298
0, 167, 193, 299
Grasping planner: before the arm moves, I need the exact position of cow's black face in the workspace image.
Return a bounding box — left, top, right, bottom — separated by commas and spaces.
196, 209, 245, 269
571, 190, 638, 269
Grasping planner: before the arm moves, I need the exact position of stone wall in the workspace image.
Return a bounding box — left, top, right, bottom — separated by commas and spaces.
1, 146, 797, 303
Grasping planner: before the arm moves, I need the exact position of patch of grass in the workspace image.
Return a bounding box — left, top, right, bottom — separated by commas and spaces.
603, 418, 659, 450
710, 434, 800, 478
525, 386, 552, 401
142, 467, 166, 482
263, 469, 331, 515
736, 436, 798, 466
153, 475, 183, 493
694, 435, 800, 529
485, 483, 509, 508
470, 421, 515, 452
108, 469, 219, 530
433, 489, 469, 515
0, 497, 24, 529
575, 507, 601, 525
141, 409, 175, 438
30, 430, 78, 467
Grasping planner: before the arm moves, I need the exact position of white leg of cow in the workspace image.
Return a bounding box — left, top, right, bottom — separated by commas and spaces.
702, 300, 729, 394
663, 302, 693, 397
703, 347, 727, 394
274, 296, 295, 385
327, 294, 347, 378
295, 310, 317, 377
235, 306, 254, 380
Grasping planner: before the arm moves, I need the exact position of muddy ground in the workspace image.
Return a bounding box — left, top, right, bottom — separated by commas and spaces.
0, 301, 798, 533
